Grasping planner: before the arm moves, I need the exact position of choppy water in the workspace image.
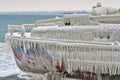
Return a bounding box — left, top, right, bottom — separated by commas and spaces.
0, 14, 63, 42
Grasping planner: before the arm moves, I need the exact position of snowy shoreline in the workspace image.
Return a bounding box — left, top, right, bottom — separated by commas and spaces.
0, 42, 19, 77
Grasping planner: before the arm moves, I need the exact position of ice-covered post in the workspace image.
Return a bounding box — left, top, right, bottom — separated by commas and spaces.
8, 25, 14, 35
21, 25, 25, 37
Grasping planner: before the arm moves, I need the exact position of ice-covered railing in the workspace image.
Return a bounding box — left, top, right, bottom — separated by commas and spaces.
36, 17, 63, 26
6, 36, 120, 75
7, 20, 59, 37
31, 24, 120, 42
23, 24, 36, 28
90, 15, 120, 23
8, 25, 25, 37
7, 24, 36, 37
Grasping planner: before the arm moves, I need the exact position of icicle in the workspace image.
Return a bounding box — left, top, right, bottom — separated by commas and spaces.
117, 66, 120, 75
108, 64, 112, 76
114, 65, 117, 75
90, 64, 94, 77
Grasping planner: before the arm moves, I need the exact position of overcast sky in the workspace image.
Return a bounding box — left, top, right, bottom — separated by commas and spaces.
0, 0, 119, 12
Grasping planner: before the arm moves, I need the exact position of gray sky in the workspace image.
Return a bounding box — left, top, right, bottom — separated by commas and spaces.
0, 0, 119, 12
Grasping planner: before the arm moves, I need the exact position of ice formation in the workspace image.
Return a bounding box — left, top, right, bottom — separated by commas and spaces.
6, 23, 120, 76
92, 2, 119, 15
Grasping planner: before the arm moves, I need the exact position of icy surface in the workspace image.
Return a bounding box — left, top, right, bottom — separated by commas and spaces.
0, 42, 19, 77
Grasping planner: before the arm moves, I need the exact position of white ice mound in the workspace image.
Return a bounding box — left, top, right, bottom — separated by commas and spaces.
92, 3, 119, 15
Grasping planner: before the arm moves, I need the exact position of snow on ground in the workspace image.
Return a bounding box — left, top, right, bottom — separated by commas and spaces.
0, 42, 19, 77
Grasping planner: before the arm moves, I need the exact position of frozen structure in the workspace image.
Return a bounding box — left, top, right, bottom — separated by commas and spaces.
5, 3, 120, 80
92, 2, 120, 15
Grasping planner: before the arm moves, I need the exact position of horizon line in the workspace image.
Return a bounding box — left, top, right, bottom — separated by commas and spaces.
0, 10, 91, 13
